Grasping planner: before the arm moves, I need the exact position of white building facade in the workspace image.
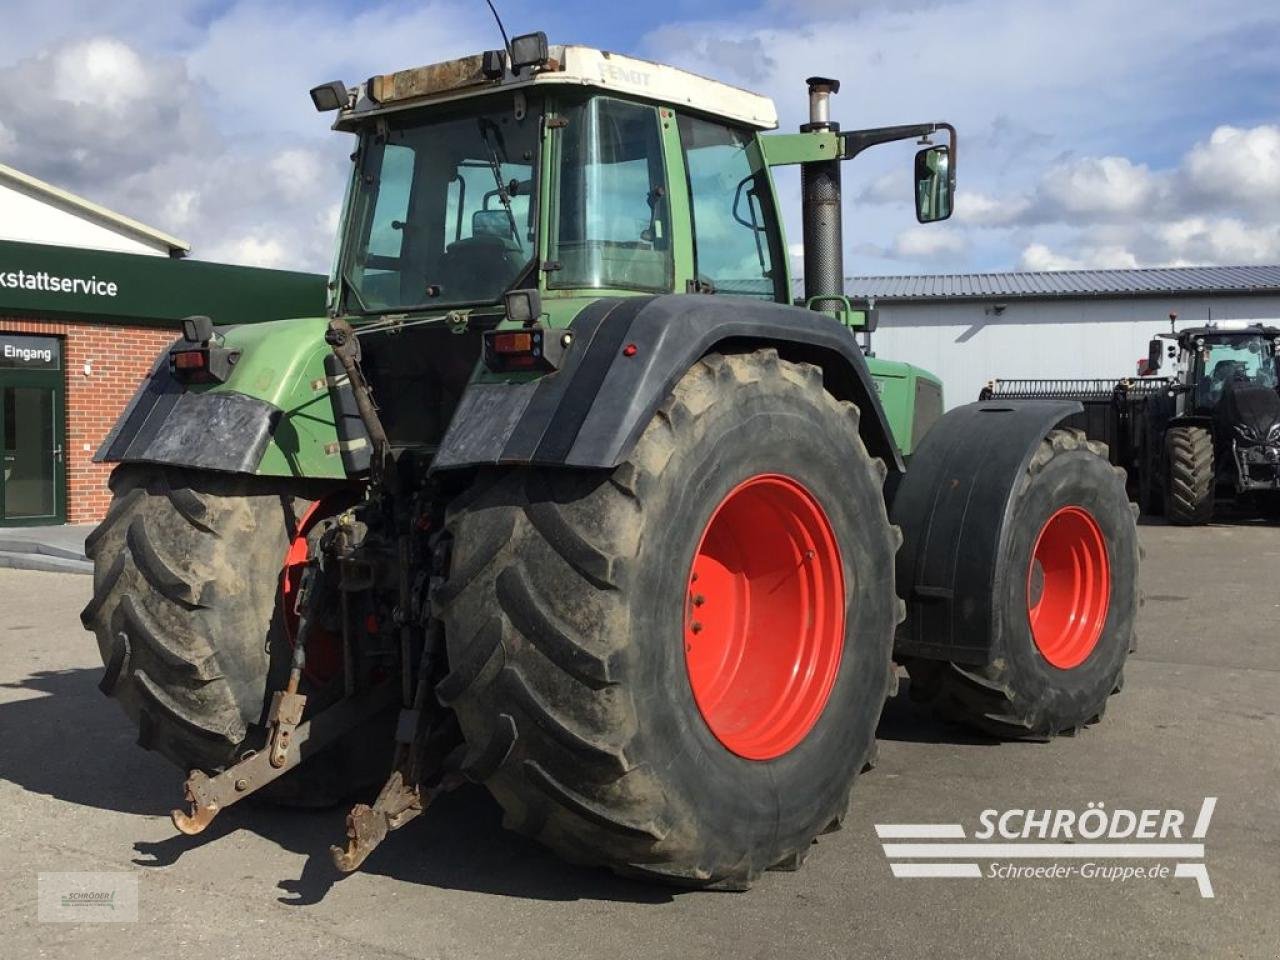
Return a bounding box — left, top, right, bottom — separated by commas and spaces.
0, 163, 188, 258
849, 266, 1280, 408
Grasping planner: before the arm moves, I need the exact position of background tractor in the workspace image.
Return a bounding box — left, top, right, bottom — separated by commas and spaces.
82, 35, 1139, 887
983, 319, 1280, 524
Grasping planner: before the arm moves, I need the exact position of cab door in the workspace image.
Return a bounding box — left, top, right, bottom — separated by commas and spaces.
673, 113, 787, 302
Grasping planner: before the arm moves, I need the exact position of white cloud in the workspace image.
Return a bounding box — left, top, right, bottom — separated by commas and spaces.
269, 149, 329, 203
645, 28, 777, 84
891, 225, 967, 259
1038, 156, 1158, 218
1153, 216, 1280, 264
163, 189, 199, 229
953, 190, 1030, 227
857, 171, 903, 205
49, 37, 150, 111
1182, 124, 1280, 207
207, 235, 289, 269
1019, 242, 1140, 272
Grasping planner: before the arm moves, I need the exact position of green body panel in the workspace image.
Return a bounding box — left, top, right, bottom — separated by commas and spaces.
203, 316, 347, 479
866, 358, 944, 457
758, 131, 843, 167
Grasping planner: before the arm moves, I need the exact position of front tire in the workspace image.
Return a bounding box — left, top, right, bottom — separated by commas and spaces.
1165, 425, 1215, 525
435, 351, 900, 887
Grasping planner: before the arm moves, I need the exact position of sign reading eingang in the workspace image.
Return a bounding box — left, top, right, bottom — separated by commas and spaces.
876, 797, 1217, 898
0, 333, 60, 370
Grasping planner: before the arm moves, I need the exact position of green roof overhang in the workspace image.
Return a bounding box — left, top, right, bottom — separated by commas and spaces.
0, 239, 326, 328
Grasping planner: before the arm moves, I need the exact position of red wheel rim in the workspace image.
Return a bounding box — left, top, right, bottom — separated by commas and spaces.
684, 474, 845, 761
282, 495, 350, 684
1026, 506, 1110, 669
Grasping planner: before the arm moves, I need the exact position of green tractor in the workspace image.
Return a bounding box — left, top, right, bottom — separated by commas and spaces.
82, 36, 1139, 887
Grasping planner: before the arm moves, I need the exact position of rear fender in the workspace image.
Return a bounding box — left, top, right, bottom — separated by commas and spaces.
431, 294, 903, 475
890, 400, 1082, 665
97, 316, 353, 479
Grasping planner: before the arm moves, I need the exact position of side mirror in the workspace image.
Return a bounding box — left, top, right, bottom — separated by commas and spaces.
914, 145, 953, 223
1146, 338, 1163, 374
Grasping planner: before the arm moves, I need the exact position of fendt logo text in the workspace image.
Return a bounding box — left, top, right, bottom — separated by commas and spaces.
876, 798, 1217, 898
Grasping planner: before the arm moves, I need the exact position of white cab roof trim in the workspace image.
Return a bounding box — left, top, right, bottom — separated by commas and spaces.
344, 44, 779, 131
539, 46, 778, 130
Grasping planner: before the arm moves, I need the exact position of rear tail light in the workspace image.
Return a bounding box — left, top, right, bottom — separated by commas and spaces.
483, 326, 563, 373
173, 349, 208, 371
168, 328, 239, 384
170, 348, 216, 383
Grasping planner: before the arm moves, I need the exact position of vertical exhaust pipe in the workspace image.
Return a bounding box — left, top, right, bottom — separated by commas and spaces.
801, 77, 843, 307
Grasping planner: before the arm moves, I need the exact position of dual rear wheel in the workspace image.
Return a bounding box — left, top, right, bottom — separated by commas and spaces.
905, 430, 1138, 739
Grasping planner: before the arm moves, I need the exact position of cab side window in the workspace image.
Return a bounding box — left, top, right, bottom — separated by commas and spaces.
550, 96, 673, 292
678, 115, 782, 300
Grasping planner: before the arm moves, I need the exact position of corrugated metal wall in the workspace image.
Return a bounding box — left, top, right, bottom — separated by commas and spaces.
869, 294, 1280, 408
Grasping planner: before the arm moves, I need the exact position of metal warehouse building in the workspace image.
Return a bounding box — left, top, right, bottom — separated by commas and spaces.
0, 164, 324, 526
850, 266, 1280, 408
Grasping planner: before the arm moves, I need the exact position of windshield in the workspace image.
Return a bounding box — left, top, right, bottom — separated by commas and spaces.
340, 94, 541, 313
1195, 334, 1279, 407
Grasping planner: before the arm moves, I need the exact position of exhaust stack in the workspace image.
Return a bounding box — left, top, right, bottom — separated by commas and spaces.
801, 77, 844, 307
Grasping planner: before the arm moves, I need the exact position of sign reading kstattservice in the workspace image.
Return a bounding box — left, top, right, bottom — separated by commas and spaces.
0, 268, 118, 298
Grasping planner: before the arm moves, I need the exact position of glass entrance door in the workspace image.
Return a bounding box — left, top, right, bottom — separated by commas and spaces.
2, 383, 62, 522
0, 334, 65, 525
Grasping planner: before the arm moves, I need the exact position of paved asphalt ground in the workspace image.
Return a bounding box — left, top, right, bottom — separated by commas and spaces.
1, 519, 1277, 959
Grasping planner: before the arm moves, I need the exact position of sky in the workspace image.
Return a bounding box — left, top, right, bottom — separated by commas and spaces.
2, 0, 1279, 277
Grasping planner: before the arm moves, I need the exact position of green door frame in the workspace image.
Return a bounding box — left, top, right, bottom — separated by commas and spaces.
0, 365, 67, 526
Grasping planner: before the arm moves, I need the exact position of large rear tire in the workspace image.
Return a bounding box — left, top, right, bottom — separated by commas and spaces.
1165, 425, 1215, 525
435, 351, 899, 887
80, 466, 391, 805
905, 429, 1139, 739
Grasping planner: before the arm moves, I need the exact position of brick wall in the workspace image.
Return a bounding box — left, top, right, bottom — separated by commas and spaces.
0, 314, 175, 523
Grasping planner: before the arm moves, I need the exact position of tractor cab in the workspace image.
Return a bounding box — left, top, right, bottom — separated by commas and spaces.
1186, 329, 1280, 411
1147, 322, 1280, 496
322, 42, 791, 319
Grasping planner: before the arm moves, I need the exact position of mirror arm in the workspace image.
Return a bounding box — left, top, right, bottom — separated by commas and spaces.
841, 122, 955, 161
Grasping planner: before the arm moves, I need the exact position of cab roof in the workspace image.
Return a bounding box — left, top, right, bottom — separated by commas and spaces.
1175, 322, 1280, 340
334, 44, 779, 131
